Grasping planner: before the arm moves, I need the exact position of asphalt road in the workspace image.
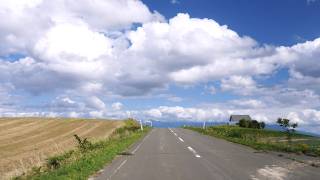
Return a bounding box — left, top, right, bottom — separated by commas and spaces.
92, 128, 320, 180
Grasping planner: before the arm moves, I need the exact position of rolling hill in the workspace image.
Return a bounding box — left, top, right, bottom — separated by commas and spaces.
0, 117, 124, 179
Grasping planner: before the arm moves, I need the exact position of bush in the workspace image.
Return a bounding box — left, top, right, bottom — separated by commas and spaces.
297, 143, 309, 154
238, 119, 265, 129
74, 134, 93, 152
46, 150, 75, 170
260, 122, 266, 129
124, 118, 140, 131
249, 120, 260, 129
111, 119, 143, 139
316, 148, 320, 156
238, 119, 250, 128
30, 167, 42, 176
227, 131, 243, 138
47, 156, 63, 169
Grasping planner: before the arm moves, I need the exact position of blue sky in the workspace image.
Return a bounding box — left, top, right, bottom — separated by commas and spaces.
0, 0, 320, 133
144, 0, 320, 46
126, 0, 320, 110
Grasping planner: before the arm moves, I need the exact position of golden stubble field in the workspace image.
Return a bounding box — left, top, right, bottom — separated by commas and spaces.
0, 117, 124, 179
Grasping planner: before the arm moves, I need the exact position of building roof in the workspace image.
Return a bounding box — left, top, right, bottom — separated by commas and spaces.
229, 115, 251, 122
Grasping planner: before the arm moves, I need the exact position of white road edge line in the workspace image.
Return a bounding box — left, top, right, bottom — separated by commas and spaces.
187, 146, 201, 158
107, 159, 127, 180
104, 129, 153, 180
132, 129, 153, 154
132, 141, 143, 154
178, 137, 184, 142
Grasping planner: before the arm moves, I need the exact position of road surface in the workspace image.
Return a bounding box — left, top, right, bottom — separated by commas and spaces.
92, 128, 320, 180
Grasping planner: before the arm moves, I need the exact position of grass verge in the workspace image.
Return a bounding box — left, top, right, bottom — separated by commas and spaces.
185, 125, 320, 157
14, 120, 150, 180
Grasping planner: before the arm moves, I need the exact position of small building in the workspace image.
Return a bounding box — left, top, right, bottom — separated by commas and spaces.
229, 115, 251, 124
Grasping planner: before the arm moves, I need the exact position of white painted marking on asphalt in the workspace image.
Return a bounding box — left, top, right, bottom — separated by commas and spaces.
117, 159, 127, 169
132, 129, 153, 154
169, 128, 185, 144
187, 146, 195, 153
187, 146, 201, 158
169, 128, 174, 134
169, 128, 176, 135
132, 141, 143, 154
107, 159, 127, 180
104, 129, 153, 180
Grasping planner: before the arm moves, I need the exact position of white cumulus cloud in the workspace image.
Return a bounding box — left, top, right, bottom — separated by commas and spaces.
0, 0, 319, 133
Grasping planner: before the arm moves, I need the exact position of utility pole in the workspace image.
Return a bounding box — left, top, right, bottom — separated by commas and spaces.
203, 121, 206, 129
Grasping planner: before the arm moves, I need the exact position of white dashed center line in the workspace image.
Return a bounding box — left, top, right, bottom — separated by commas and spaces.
168, 128, 173, 133
168, 129, 202, 159
168, 128, 178, 136
187, 146, 201, 158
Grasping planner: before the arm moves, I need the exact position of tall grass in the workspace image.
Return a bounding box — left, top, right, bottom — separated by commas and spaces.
0, 118, 123, 179
186, 125, 320, 157
14, 119, 149, 180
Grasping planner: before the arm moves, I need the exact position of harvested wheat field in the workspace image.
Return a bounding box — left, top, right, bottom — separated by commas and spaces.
0, 117, 124, 179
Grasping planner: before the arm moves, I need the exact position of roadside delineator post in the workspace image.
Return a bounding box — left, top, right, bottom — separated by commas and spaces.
139, 120, 143, 131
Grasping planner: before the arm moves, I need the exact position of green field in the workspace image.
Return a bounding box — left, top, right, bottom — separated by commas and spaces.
185, 125, 320, 157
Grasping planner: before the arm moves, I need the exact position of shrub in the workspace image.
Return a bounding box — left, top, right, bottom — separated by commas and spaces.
227, 131, 243, 138
238, 119, 250, 128
249, 120, 260, 129
73, 134, 93, 152
47, 156, 63, 169
297, 143, 309, 154
316, 148, 320, 156
260, 122, 266, 129
111, 119, 143, 139
30, 167, 42, 176
238, 119, 265, 129
124, 118, 140, 131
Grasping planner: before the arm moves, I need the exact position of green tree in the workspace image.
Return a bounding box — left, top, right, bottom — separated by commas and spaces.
259, 121, 266, 129
238, 119, 250, 128
249, 120, 260, 129
276, 118, 298, 143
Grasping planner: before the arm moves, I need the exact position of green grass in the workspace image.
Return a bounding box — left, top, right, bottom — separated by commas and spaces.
15, 120, 150, 180
185, 125, 320, 157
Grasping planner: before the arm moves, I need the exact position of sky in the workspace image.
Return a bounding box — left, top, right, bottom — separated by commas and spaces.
0, 0, 320, 133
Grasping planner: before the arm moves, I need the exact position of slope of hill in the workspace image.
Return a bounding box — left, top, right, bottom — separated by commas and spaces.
0, 118, 124, 179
